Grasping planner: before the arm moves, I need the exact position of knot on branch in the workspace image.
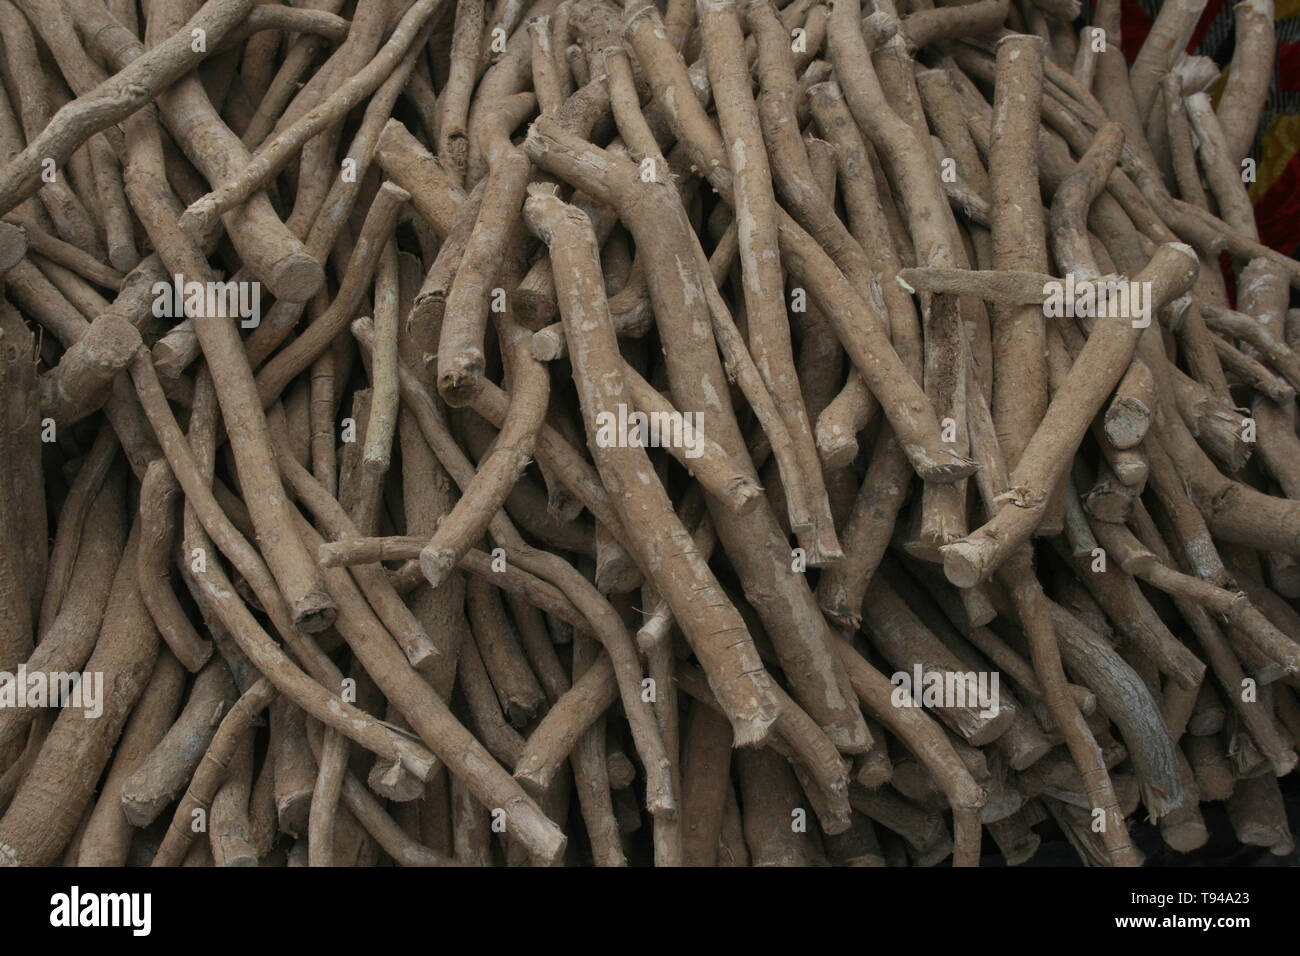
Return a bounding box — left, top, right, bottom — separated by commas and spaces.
995, 485, 1045, 509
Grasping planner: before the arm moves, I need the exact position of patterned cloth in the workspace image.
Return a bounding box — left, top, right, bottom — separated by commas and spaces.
1115, 0, 1300, 258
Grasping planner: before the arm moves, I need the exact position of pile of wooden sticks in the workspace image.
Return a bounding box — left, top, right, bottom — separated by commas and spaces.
0, 0, 1298, 867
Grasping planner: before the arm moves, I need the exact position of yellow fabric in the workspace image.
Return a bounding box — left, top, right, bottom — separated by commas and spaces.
1209, 63, 1229, 105
1249, 112, 1300, 203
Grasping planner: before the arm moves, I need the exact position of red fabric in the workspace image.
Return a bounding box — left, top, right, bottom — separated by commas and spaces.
1280, 40, 1300, 92
1220, 151, 1300, 298
1255, 150, 1300, 257
1091, 0, 1299, 262
1220, 251, 1237, 307
1115, 0, 1228, 60
1119, 0, 1154, 60
1186, 0, 1228, 53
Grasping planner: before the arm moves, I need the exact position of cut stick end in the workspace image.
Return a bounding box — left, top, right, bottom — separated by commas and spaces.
418, 546, 456, 589
501, 797, 567, 866
1005, 733, 1054, 771
362, 451, 391, 475
1082, 486, 1135, 524
819, 599, 862, 631
1226, 591, 1251, 618
646, 784, 678, 820
995, 32, 1048, 52
960, 587, 998, 628
1103, 400, 1152, 449
177, 199, 215, 237
399, 749, 440, 784
1111, 456, 1149, 486
368, 758, 426, 802
594, 550, 643, 593
825, 718, 873, 754
529, 326, 565, 361
404, 637, 442, 677
805, 541, 846, 567
503, 697, 542, 727
436, 360, 485, 407
817, 435, 860, 470
1235, 0, 1271, 15
378, 182, 413, 205
119, 792, 166, 830
168, 636, 215, 674
531, 830, 568, 867
276, 793, 312, 837
856, 761, 892, 789
815, 793, 855, 836
1270, 749, 1299, 777
940, 540, 991, 589
1161, 819, 1210, 853
546, 487, 585, 522
914, 449, 978, 484
409, 294, 446, 337
289, 589, 337, 633
513, 763, 554, 798
267, 251, 326, 303
107, 244, 139, 275
964, 710, 1018, 748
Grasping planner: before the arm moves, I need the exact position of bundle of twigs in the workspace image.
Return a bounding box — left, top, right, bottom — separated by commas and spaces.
0, 0, 1296, 868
